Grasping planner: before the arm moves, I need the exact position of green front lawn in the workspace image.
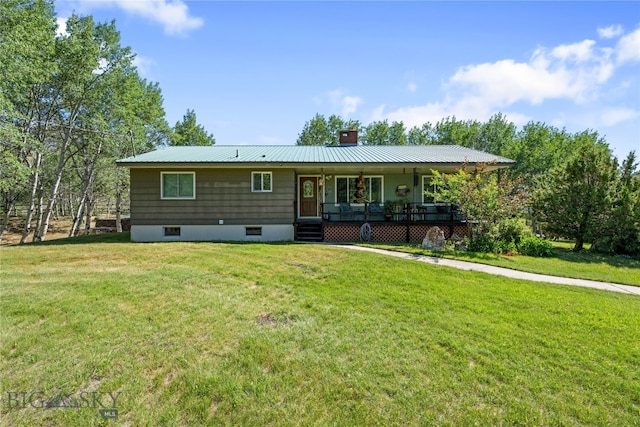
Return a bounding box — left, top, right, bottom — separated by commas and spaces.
362, 242, 640, 287
1, 239, 639, 426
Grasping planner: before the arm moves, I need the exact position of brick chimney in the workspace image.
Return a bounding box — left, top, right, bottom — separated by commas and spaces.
338, 129, 358, 146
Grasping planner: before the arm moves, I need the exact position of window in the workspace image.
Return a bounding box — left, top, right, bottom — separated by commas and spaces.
161, 172, 195, 199
422, 176, 439, 203
252, 172, 272, 192
164, 227, 181, 236
336, 176, 383, 204
303, 180, 314, 198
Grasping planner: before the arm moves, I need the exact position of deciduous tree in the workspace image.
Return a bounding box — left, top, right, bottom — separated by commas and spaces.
429, 163, 526, 241
0, 0, 56, 242
1, 3, 170, 241
296, 114, 360, 146
361, 120, 406, 145
502, 122, 575, 183
296, 113, 330, 146
407, 123, 435, 145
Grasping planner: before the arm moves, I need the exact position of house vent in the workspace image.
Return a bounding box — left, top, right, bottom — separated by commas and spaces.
338, 129, 358, 146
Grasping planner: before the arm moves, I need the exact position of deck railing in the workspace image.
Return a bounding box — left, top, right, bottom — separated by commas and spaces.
320, 202, 465, 223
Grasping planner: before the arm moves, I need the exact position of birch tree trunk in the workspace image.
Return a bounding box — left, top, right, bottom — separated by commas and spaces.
84, 193, 94, 234
70, 195, 86, 237
69, 139, 102, 237
32, 183, 44, 242
0, 203, 14, 243
20, 152, 42, 243
115, 189, 123, 233
34, 129, 72, 241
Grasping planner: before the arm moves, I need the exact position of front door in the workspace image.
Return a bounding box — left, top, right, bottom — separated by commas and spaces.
299, 177, 318, 217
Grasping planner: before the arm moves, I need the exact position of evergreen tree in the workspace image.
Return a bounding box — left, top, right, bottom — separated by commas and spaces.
531, 132, 617, 250
170, 109, 215, 146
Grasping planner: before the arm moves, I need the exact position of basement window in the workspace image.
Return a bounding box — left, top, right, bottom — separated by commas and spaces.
245, 227, 262, 236
164, 227, 181, 237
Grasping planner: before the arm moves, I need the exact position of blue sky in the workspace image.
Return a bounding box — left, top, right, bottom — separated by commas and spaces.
55, 1, 639, 160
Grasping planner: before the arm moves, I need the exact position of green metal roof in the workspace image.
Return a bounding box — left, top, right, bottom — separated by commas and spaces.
117, 145, 515, 167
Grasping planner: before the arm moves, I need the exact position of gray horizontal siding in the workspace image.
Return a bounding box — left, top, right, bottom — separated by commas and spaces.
130, 168, 295, 226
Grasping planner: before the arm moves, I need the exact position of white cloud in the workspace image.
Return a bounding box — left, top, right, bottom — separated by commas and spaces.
369, 104, 387, 122
598, 25, 624, 39
449, 58, 564, 105
600, 107, 640, 127
382, 28, 640, 128
616, 28, 640, 64
320, 90, 363, 117
118, 0, 203, 35
132, 55, 154, 77
93, 58, 109, 75
551, 40, 596, 62
327, 90, 341, 103
385, 102, 449, 128
500, 112, 531, 127
381, 100, 529, 130
341, 96, 363, 116
73, 0, 203, 36
56, 17, 68, 37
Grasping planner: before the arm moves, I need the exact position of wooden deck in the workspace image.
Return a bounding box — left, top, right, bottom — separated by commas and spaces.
296, 203, 468, 243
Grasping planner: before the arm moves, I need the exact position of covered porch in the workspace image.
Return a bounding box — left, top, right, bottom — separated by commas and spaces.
294, 169, 469, 242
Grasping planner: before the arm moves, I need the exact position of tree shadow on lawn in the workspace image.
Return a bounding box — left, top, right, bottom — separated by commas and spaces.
12, 235, 640, 271
452, 246, 640, 269
8, 233, 305, 247
552, 247, 640, 268
446, 246, 640, 269
6, 232, 133, 246
384, 242, 640, 270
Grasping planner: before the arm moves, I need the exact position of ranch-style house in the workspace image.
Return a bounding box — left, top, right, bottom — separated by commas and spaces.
116, 130, 514, 243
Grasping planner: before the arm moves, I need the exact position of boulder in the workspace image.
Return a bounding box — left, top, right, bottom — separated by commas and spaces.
422, 226, 446, 250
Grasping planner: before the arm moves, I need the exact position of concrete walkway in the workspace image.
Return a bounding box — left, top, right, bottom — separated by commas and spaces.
335, 245, 640, 296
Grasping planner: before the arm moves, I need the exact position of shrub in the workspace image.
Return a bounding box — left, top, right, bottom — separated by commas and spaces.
469, 218, 533, 254
494, 239, 518, 255
468, 220, 544, 255
519, 236, 554, 257
467, 235, 496, 253
494, 218, 533, 246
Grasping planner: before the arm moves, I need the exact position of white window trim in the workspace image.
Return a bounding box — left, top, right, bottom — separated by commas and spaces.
334, 175, 384, 205
422, 175, 440, 204
251, 171, 273, 193
160, 171, 196, 200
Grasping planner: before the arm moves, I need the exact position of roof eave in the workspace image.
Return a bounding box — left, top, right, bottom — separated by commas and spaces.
116, 160, 515, 169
